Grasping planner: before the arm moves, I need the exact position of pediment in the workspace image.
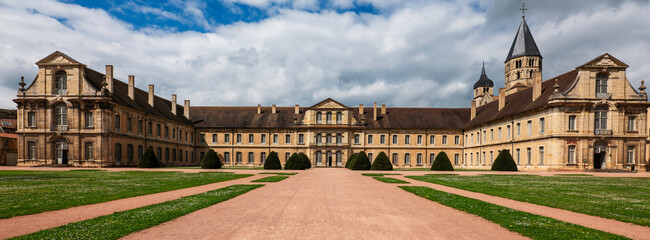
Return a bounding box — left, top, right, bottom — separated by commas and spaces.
310, 98, 348, 109
36, 51, 83, 66
578, 53, 628, 69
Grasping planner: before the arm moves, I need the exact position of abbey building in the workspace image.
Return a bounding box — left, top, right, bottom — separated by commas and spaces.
13, 17, 649, 171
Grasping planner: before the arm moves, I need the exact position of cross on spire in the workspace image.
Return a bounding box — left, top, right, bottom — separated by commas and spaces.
520, 2, 527, 18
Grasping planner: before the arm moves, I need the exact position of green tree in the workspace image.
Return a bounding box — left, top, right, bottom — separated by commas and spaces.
371, 152, 393, 170
263, 151, 282, 170
201, 149, 222, 169
345, 153, 358, 169
430, 151, 454, 171
350, 151, 371, 170
137, 148, 160, 168
298, 152, 311, 169
491, 150, 518, 171
285, 153, 305, 170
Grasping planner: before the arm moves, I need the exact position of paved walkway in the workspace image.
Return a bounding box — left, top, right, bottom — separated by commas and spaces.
392, 175, 650, 240
124, 168, 525, 240
0, 174, 267, 239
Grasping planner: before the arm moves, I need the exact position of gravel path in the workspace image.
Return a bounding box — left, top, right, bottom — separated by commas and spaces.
123, 168, 525, 240
393, 175, 650, 240
0, 174, 266, 239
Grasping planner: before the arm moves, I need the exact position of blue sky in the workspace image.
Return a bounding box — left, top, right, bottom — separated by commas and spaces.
0, 0, 649, 109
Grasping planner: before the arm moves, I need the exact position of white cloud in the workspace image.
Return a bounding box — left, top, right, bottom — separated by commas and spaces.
0, 0, 648, 111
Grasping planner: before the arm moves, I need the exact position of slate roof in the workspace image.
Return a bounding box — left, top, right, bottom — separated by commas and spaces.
473, 63, 494, 89
505, 18, 542, 62
83, 68, 193, 125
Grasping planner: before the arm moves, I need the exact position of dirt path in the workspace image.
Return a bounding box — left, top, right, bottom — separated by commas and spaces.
123, 168, 526, 240
0, 174, 267, 239
392, 175, 650, 240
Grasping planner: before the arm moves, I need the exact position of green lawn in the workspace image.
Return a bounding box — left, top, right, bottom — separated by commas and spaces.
251, 176, 289, 182
223, 166, 264, 170
372, 176, 409, 184
400, 186, 628, 240
0, 170, 252, 219
259, 172, 297, 175
407, 174, 650, 227
361, 173, 401, 176
14, 184, 263, 240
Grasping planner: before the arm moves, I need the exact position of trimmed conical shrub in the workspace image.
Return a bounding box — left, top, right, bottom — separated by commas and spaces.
298, 152, 311, 169
263, 151, 282, 170
138, 148, 160, 168
350, 151, 371, 170
371, 152, 393, 170
491, 150, 518, 171
431, 151, 453, 171
285, 153, 305, 170
345, 153, 358, 169
201, 149, 222, 169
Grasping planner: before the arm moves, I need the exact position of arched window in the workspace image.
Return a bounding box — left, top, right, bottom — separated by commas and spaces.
326, 134, 332, 143
529, 71, 533, 78
528, 58, 534, 66
54, 71, 67, 93
326, 112, 332, 124
336, 112, 342, 123
516, 71, 520, 79
316, 112, 322, 124
595, 106, 608, 131
596, 73, 608, 94
54, 103, 68, 127
316, 134, 322, 143
336, 134, 343, 144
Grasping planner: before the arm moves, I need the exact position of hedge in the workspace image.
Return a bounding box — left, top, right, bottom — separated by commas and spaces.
430, 151, 454, 171
345, 153, 358, 169
350, 151, 371, 170
298, 152, 311, 169
137, 148, 160, 168
201, 149, 222, 169
491, 150, 518, 171
263, 151, 282, 170
285, 153, 305, 170
371, 152, 393, 170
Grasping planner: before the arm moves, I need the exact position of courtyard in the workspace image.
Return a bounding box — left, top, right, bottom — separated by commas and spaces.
0, 167, 648, 239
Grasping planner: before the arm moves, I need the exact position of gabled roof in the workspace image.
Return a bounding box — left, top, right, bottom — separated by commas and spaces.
505, 18, 542, 62
310, 98, 348, 109
577, 53, 629, 69
36, 51, 83, 65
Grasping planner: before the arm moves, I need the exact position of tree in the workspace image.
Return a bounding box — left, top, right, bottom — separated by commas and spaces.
371, 152, 393, 170
491, 150, 518, 171
350, 151, 371, 170
345, 153, 358, 169
298, 152, 311, 169
137, 148, 160, 168
263, 151, 282, 170
201, 149, 222, 169
430, 151, 454, 171
285, 153, 305, 170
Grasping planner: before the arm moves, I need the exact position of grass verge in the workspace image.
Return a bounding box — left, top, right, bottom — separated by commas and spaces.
0, 170, 251, 219
407, 174, 650, 227
223, 166, 264, 170
259, 172, 297, 175
14, 184, 263, 240
252, 176, 289, 182
372, 176, 409, 184
400, 186, 628, 240
361, 173, 401, 176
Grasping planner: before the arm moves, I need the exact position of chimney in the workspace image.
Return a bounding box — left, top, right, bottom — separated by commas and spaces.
359, 104, 364, 115
272, 104, 277, 114
148, 84, 154, 107
381, 104, 386, 115
295, 104, 299, 115
498, 88, 505, 111
171, 94, 177, 115
257, 104, 261, 114
128, 75, 135, 100
373, 102, 378, 121
532, 74, 542, 101
470, 100, 476, 120
105, 65, 113, 92
184, 100, 190, 119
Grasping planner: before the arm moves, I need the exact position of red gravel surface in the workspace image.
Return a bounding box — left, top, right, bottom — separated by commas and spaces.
123, 168, 526, 240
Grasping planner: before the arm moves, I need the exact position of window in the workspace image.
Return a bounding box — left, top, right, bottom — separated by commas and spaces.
27, 142, 37, 159
454, 154, 459, 165
516, 148, 521, 165
147, 122, 153, 135
54, 71, 67, 93
261, 134, 267, 144
470, 133, 473, 144
200, 152, 205, 161
27, 112, 36, 127
416, 153, 422, 166
405, 153, 411, 165
392, 135, 398, 144
285, 134, 291, 144
540, 118, 545, 133
442, 135, 448, 145
454, 135, 460, 145
527, 148, 532, 165
516, 123, 521, 137
490, 151, 493, 164
127, 118, 132, 132
127, 144, 133, 163
84, 142, 93, 160
392, 153, 398, 165
164, 126, 168, 138
416, 135, 422, 145
261, 152, 267, 164
596, 73, 608, 94
285, 152, 290, 162
482, 131, 486, 141
316, 112, 322, 124
507, 125, 511, 138
298, 134, 304, 144
197, 134, 204, 143
316, 134, 322, 144
430, 135, 435, 145
527, 120, 532, 135
354, 134, 360, 144
273, 134, 278, 144
568, 115, 576, 130
138, 120, 143, 133
115, 144, 122, 162
224, 134, 230, 143
380, 135, 386, 145
326, 134, 332, 143
138, 146, 144, 160
429, 153, 435, 166
84, 112, 92, 127
368, 153, 373, 163
337, 134, 343, 144
567, 145, 576, 164
165, 148, 170, 162
595, 106, 608, 130
539, 147, 544, 165
368, 135, 374, 144
156, 124, 161, 137
172, 149, 176, 162
627, 146, 635, 164
54, 103, 67, 127
326, 112, 332, 124
212, 134, 218, 143
498, 127, 502, 139
336, 112, 343, 123
224, 152, 230, 163
248, 152, 254, 164
236, 152, 242, 163
336, 152, 342, 165
157, 148, 162, 160
237, 134, 242, 143
249, 134, 254, 144
470, 153, 473, 165
490, 129, 494, 140
405, 135, 410, 145
628, 116, 637, 131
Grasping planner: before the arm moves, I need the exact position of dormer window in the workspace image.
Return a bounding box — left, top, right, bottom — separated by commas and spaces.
54, 71, 67, 94
596, 73, 608, 94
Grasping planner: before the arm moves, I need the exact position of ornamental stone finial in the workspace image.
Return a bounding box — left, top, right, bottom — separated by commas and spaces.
553, 79, 560, 93
18, 76, 26, 92
640, 80, 646, 93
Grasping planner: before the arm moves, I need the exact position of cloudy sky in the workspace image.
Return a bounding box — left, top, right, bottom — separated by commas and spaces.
0, 0, 648, 109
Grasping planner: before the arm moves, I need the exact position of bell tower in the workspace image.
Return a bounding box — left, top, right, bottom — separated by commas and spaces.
504, 4, 542, 96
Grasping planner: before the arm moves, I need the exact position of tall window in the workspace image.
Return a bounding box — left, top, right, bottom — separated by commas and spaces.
138, 120, 143, 133
127, 118, 133, 132
490, 151, 493, 164
127, 144, 133, 163
628, 116, 637, 131
490, 129, 494, 140
316, 152, 322, 165
84, 142, 93, 160
249, 134, 254, 144
416, 153, 422, 166
430, 135, 435, 145
595, 106, 608, 130
392, 135, 398, 144
405, 135, 410, 145
115, 144, 122, 162
326, 112, 332, 124
28, 142, 37, 159
568, 115, 576, 130
316, 134, 322, 144
516, 148, 521, 165
261, 134, 266, 144
237, 134, 242, 143
261, 152, 267, 164
273, 134, 278, 144
54, 71, 67, 93
404, 153, 411, 165
285, 134, 291, 144
164, 126, 168, 138
147, 122, 153, 135
298, 134, 304, 144
539, 118, 545, 133
54, 103, 67, 127
224, 152, 230, 163
200, 134, 206, 143
507, 125, 511, 138
285, 152, 290, 162
138, 146, 144, 160
596, 73, 608, 94
527, 148, 532, 165
157, 148, 162, 161
516, 123, 521, 137
165, 148, 170, 162
172, 149, 176, 162
27, 112, 36, 127
392, 153, 398, 165
539, 147, 544, 165
379, 135, 385, 145
156, 124, 161, 137
498, 127, 502, 139
442, 135, 448, 145
316, 112, 322, 124
212, 134, 218, 143
336, 112, 343, 123
454, 136, 460, 145
416, 135, 422, 145
236, 152, 242, 163
627, 146, 635, 164
568, 145, 576, 164
527, 120, 532, 135
114, 114, 121, 130
429, 153, 435, 166
248, 152, 254, 164
336, 151, 342, 165
337, 134, 343, 144
354, 134, 360, 144
368, 153, 373, 163
224, 134, 230, 143
454, 154, 459, 165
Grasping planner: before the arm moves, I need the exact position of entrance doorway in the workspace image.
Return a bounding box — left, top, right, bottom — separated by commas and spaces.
593, 141, 607, 169
56, 140, 69, 165
326, 152, 332, 167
